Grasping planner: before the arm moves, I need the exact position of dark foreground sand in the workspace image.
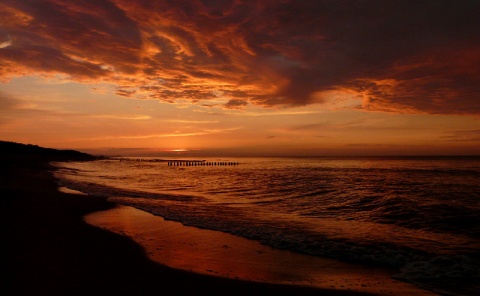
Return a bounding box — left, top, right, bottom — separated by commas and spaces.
0, 153, 435, 296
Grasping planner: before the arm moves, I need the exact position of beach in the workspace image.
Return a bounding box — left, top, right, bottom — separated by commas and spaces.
85, 204, 438, 296
0, 151, 372, 296
0, 149, 439, 296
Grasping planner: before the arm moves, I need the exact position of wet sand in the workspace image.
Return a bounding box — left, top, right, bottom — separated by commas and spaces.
85, 204, 437, 296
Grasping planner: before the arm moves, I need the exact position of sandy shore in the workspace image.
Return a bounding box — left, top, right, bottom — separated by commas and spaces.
85, 204, 437, 295
1, 153, 437, 295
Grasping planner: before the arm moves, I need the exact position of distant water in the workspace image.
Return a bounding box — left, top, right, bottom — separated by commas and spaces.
53, 156, 480, 295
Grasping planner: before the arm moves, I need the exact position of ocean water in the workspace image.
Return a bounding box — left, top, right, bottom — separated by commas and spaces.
53, 156, 480, 295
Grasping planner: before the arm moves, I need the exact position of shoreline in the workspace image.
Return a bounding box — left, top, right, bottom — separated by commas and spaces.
85, 204, 437, 295
1, 156, 377, 296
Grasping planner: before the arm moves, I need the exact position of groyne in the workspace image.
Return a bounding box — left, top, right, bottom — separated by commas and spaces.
113, 158, 238, 166
167, 161, 238, 166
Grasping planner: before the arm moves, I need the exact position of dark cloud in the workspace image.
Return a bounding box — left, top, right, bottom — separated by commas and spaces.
1, 0, 479, 114
241, 0, 480, 113
115, 88, 136, 98
224, 99, 248, 110
0, 0, 141, 79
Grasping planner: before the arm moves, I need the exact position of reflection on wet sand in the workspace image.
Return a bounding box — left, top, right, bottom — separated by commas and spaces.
85, 205, 436, 295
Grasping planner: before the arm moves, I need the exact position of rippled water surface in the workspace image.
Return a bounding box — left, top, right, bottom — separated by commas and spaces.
54, 156, 480, 295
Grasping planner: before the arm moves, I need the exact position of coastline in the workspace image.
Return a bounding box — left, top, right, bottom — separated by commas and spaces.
1, 153, 378, 296
85, 204, 438, 295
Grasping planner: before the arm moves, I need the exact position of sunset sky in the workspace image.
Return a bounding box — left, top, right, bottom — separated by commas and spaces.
1, 0, 479, 156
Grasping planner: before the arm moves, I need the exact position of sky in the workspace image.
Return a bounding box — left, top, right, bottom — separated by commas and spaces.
1, 0, 479, 156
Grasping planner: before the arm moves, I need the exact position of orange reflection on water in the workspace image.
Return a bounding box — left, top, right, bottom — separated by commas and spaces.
84, 205, 436, 295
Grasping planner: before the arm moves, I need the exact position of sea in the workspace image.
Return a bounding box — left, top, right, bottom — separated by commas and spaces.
53, 156, 480, 295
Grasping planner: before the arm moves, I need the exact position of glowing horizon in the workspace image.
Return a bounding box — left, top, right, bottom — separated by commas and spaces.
1, 1, 479, 156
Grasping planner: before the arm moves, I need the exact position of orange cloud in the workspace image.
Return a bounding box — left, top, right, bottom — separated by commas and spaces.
0, 0, 479, 114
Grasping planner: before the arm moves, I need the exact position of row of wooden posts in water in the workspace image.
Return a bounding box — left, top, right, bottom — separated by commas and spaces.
115, 158, 239, 166
168, 161, 239, 166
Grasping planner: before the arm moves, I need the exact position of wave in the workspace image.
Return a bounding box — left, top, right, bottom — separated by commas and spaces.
53, 158, 480, 295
